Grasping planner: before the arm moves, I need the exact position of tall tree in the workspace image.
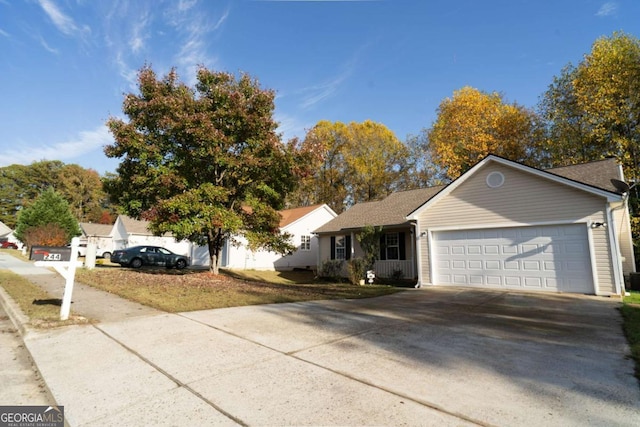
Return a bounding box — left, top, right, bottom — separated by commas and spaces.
537, 64, 598, 166
539, 32, 640, 173
57, 164, 110, 223
287, 120, 411, 213
105, 66, 302, 274
0, 161, 110, 228
344, 120, 411, 204
14, 188, 81, 247
573, 31, 640, 179
427, 86, 542, 179
0, 161, 65, 228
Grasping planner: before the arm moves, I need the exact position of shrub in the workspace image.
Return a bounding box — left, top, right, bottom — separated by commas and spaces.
347, 258, 368, 285
318, 260, 344, 282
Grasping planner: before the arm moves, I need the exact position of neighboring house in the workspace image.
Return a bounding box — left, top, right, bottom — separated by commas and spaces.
79, 222, 115, 258
220, 204, 337, 271
111, 215, 192, 258
0, 221, 22, 249
314, 155, 635, 296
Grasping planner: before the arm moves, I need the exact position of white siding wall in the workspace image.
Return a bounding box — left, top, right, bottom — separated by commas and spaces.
417, 163, 617, 294
221, 206, 337, 271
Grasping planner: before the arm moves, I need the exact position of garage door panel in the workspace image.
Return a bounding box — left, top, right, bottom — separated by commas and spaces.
434, 224, 593, 294
522, 260, 540, 270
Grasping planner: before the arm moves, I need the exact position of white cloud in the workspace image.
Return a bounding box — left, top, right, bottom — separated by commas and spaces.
37, 0, 91, 38
596, 1, 618, 17
38, 35, 59, 54
0, 28, 9, 38
274, 112, 310, 142
0, 125, 113, 167
129, 13, 150, 54
298, 53, 359, 109
164, 2, 229, 83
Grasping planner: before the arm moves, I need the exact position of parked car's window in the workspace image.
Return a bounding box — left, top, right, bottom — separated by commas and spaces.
158, 248, 171, 255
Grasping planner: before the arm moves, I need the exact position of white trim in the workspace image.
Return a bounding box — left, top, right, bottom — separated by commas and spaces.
606, 205, 624, 295
414, 220, 424, 287
407, 155, 622, 220
426, 219, 589, 233
586, 223, 601, 295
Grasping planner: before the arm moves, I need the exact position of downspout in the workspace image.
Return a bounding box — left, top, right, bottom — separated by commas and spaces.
413, 219, 423, 288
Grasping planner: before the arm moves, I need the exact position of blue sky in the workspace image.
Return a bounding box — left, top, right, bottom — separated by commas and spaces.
1, 0, 639, 175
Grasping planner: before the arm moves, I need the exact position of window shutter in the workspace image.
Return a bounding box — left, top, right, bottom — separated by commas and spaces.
399, 232, 406, 260
379, 234, 386, 260
345, 235, 352, 260
330, 236, 335, 260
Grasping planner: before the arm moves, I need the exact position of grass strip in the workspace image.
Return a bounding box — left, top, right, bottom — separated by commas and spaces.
622, 290, 640, 381
0, 270, 88, 327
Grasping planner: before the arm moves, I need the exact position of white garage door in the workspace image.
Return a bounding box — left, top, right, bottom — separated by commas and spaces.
433, 224, 594, 294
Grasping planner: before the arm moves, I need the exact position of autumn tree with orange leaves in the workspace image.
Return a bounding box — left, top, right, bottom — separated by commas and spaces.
288, 120, 412, 213
427, 86, 542, 180
105, 66, 304, 274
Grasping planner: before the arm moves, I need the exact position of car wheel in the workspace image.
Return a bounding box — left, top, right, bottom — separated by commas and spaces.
175, 259, 187, 270
102, 252, 111, 260
130, 258, 143, 269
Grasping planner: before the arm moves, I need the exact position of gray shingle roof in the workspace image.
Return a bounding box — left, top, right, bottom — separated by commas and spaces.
545, 157, 623, 193
314, 187, 444, 233
80, 222, 114, 237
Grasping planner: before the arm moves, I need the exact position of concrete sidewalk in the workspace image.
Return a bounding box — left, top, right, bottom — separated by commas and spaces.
1, 252, 639, 426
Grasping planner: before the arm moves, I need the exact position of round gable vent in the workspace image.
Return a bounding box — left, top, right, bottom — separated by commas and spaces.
486, 171, 505, 188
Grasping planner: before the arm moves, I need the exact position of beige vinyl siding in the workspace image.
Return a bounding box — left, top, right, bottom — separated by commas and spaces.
418, 163, 617, 294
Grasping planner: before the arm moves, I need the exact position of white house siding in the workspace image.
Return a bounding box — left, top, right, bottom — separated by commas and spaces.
417, 162, 617, 295
221, 205, 337, 271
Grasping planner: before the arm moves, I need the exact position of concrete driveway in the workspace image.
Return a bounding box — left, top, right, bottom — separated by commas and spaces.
22, 285, 640, 426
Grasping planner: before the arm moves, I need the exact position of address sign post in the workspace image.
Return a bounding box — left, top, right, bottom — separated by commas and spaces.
30, 237, 82, 321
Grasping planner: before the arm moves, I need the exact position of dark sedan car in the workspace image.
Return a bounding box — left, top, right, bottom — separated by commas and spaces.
111, 246, 190, 269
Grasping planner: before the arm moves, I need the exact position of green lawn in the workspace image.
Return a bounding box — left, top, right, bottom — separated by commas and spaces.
0, 270, 89, 327
622, 290, 640, 380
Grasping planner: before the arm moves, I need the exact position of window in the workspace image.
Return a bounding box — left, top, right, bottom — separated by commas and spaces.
335, 236, 346, 260
386, 233, 399, 260
330, 235, 351, 260
379, 232, 406, 261
301, 235, 311, 251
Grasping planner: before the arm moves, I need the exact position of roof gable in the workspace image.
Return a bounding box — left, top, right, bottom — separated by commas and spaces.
408, 155, 623, 219
80, 222, 114, 237
279, 204, 335, 228
0, 221, 12, 237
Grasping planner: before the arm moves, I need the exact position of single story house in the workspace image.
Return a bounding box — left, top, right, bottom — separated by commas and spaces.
0, 221, 22, 249
314, 155, 635, 296
220, 204, 337, 271
111, 205, 337, 270
79, 222, 115, 258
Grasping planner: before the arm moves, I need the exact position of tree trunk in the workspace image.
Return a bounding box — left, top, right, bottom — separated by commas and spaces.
207, 228, 223, 275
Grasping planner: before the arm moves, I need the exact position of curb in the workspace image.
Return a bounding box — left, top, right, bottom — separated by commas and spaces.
0, 285, 31, 337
